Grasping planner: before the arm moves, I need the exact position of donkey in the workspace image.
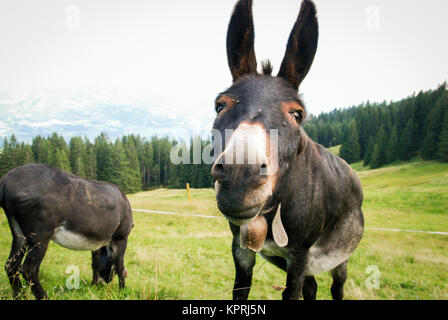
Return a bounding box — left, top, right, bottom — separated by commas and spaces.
0, 163, 133, 300
211, 0, 364, 300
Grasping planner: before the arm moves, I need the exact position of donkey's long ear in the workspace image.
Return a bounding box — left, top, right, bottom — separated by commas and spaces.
277, 0, 318, 90
227, 0, 257, 82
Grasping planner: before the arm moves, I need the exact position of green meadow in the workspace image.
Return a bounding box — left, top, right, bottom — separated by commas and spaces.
0, 159, 447, 300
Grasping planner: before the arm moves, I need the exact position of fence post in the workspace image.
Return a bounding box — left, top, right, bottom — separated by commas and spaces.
186, 182, 191, 203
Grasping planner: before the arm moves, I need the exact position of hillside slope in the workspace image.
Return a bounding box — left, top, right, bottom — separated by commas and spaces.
0, 160, 446, 300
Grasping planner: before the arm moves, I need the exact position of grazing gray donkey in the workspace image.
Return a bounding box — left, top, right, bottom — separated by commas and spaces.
0, 163, 133, 300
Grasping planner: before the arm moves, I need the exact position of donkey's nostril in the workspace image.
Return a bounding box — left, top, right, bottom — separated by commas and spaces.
259, 163, 268, 174
211, 163, 226, 181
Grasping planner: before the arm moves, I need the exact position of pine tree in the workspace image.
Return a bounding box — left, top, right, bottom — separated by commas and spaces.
385, 126, 398, 164
339, 120, 361, 164
356, 107, 371, 158
437, 110, 448, 162
19, 143, 34, 165
95, 133, 115, 182
32, 136, 51, 164
398, 118, 417, 161
46, 133, 70, 171
69, 137, 86, 177
304, 123, 318, 142
122, 136, 142, 192
0, 137, 10, 177
152, 164, 160, 186
422, 94, 446, 160
55, 148, 71, 171
0, 135, 29, 175
363, 136, 375, 166
83, 139, 97, 179
373, 126, 388, 167
8, 135, 22, 169
370, 143, 381, 169
141, 141, 154, 189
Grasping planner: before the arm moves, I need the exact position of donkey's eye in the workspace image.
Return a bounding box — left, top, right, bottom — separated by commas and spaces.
215, 103, 226, 114
289, 110, 303, 123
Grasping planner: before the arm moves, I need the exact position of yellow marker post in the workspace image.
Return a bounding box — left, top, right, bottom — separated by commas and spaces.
186, 183, 191, 203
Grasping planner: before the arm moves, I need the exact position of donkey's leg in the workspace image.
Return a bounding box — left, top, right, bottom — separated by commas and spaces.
4, 212, 27, 298
91, 249, 102, 285
231, 234, 256, 300
21, 233, 51, 300
330, 259, 349, 300
110, 238, 128, 290
282, 251, 308, 300
229, 223, 256, 300
232, 241, 256, 300
5, 234, 27, 298
302, 276, 318, 300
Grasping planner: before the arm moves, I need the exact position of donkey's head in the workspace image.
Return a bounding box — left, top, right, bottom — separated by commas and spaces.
211, 0, 318, 225
98, 246, 116, 283
97, 246, 128, 284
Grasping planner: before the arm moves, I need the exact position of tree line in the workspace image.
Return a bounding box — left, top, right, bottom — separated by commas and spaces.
0, 133, 213, 193
303, 82, 448, 168
1, 83, 447, 192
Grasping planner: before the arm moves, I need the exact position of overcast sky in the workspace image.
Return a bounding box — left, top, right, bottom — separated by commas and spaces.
0, 0, 447, 138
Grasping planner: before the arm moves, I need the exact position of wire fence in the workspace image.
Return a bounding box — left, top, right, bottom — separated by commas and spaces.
132, 209, 448, 236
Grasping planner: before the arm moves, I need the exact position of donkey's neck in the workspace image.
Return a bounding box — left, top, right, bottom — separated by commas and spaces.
284, 131, 326, 193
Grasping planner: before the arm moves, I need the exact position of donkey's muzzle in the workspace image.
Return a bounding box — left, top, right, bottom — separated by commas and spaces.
211, 161, 268, 187
212, 122, 277, 224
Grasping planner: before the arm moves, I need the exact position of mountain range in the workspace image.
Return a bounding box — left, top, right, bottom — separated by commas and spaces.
0, 88, 215, 143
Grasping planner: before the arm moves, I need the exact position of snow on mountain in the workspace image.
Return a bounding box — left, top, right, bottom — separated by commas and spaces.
0, 88, 214, 143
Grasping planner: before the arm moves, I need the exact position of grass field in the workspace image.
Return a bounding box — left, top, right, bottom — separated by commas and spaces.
0, 159, 447, 300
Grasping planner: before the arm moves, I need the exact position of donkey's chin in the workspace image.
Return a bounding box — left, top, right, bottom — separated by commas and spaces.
221, 204, 266, 226
215, 181, 273, 226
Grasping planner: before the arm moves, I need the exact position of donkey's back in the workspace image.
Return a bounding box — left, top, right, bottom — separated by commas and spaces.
1, 163, 132, 248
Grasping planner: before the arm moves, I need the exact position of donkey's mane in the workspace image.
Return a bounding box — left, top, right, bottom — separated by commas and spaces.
261, 60, 273, 76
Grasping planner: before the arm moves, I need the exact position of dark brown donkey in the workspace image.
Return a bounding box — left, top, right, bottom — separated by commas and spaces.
211, 0, 364, 300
